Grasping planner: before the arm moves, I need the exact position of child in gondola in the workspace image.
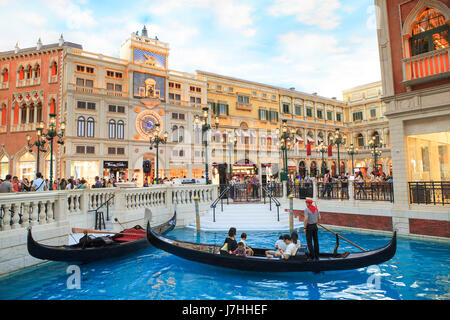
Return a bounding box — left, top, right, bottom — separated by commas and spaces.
240, 233, 254, 256
233, 242, 247, 257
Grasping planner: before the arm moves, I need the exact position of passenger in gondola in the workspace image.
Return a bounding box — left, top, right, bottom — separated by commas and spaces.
267, 234, 298, 260
220, 227, 238, 255
304, 198, 320, 260
240, 233, 254, 256
233, 242, 247, 257
291, 231, 301, 248
265, 235, 286, 258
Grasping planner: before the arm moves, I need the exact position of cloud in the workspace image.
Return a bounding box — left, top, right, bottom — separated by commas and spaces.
43, 0, 97, 30
267, 0, 342, 30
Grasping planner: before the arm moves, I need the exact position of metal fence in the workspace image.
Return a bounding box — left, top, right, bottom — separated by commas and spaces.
289, 183, 313, 199
318, 182, 350, 200
220, 183, 283, 202
354, 182, 394, 202
409, 181, 450, 205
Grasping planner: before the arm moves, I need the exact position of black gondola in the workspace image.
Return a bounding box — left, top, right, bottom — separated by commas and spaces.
27, 209, 176, 263
146, 220, 396, 272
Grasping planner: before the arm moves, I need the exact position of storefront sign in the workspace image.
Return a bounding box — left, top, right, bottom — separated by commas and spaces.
104, 161, 128, 169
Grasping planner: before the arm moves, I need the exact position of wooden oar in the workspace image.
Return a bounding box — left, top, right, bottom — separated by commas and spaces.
318, 223, 367, 252
72, 228, 143, 237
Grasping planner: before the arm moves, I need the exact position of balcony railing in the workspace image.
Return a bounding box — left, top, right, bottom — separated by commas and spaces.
236, 102, 252, 111
402, 47, 450, 86
318, 182, 349, 200
409, 181, 449, 206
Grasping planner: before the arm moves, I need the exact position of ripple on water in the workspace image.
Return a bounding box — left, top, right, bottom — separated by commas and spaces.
0, 228, 449, 300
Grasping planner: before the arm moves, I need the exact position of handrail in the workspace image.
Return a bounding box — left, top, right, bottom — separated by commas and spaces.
210, 185, 231, 222
262, 185, 280, 221
87, 194, 115, 224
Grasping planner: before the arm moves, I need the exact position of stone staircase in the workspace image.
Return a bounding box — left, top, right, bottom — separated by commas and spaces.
186, 203, 304, 232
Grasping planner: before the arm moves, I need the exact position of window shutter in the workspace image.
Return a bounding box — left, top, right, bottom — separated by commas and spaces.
226, 104, 229, 115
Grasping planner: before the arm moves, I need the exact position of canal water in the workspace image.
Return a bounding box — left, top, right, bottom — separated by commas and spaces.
0, 228, 448, 300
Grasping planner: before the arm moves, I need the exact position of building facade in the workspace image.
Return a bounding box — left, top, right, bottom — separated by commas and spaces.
375, 0, 449, 237
0, 37, 81, 181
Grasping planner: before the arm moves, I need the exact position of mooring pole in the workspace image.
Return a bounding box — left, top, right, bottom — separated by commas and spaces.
289, 194, 294, 233
194, 195, 200, 233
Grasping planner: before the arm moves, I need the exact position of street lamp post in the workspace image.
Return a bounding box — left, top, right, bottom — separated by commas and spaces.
331, 128, 343, 176
223, 134, 237, 183
27, 122, 47, 175
278, 119, 295, 182
39, 114, 65, 190
195, 107, 219, 185
346, 144, 358, 174
318, 143, 328, 175
369, 136, 383, 173
149, 123, 168, 181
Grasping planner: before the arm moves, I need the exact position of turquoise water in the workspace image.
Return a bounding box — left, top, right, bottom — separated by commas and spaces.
0, 228, 449, 300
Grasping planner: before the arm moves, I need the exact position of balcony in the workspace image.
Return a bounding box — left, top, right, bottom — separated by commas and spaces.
402, 47, 450, 86
236, 102, 252, 111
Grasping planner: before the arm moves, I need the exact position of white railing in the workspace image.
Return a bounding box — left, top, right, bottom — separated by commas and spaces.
0, 184, 218, 231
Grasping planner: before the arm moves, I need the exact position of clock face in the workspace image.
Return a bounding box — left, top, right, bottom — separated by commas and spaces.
136, 110, 162, 138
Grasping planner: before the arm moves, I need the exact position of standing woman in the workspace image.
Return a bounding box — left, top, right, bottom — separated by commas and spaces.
303, 198, 320, 260
22, 178, 31, 192
220, 227, 238, 255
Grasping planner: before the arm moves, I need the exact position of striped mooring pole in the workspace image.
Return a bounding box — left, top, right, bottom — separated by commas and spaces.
194, 195, 200, 233
289, 194, 294, 233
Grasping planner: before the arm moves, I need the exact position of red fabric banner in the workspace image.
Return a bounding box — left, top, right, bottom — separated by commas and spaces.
328, 144, 333, 157
306, 142, 311, 156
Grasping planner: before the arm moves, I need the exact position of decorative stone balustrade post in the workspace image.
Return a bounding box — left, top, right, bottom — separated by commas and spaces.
313, 179, 318, 201
2, 205, 11, 230
11, 204, 20, 229
54, 191, 69, 222
349, 181, 355, 201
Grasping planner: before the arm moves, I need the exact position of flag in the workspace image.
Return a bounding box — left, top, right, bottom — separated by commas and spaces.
306, 142, 311, 156
328, 144, 333, 157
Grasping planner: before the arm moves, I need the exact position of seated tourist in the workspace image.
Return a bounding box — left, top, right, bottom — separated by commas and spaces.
220, 227, 238, 255
265, 235, 287, 258
291, 231, 301, 247
280, 234, 298, 260
233, 242, 247, 257
240, 233, 254, 256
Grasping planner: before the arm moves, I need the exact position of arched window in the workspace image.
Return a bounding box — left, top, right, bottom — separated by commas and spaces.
25, 65, 32, 79
20, 104, 27, 124
50, 61, 57, 76
1, 104, 7, 126
87, 117, 94, 137
49, 99, 56, 114
109, 119, 116, 139
178, 126, 184, 143
1, 68, 8, 82
34, 64, 40, 78
0, 154, 9, 179
117, 120, 124, 139
172, 125, 178, 142
77, 116, 85, 137
36, 102, 42, 123
357, 133, 364, 147
372, 131, 380, 145
410, 8, 449, 56
18, 66, 24, 81
29, 103, 35, 123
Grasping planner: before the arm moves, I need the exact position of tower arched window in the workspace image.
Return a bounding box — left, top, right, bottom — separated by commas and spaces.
36, 102, 42, 123
1, 103, 7, 126
178, 126, 184, 143
29, 103, 35, 123
18, 66, 24, 80
50, 61, 58, 76
20, 104, 27, 124
410, 8, 449, 56
172, 125, 178, 142
87, 117, 94, 137
77, 116, 85, 137
117, 120, 124, 139
109, 119, 116, 139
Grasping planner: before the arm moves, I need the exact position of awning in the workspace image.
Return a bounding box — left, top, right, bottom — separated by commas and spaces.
318, 137, 323, 142
307, 137, 314, 143
295, 135, 304, 142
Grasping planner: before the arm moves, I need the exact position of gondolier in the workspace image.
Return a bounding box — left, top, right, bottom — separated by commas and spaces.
304, 198, 320, 260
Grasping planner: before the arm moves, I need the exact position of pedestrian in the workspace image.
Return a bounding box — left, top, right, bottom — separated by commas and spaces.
22, 178, 31, 192
31, 172, 47, 191
92, 176, 103, 188
0, 174, 15, 193
303, 198, 320, 260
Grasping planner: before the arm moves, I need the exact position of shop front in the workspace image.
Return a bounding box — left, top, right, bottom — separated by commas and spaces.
71, 160, 99, 184
261, 163, 279, 184
104, 160, 128, 182
232, 159, 258, 182
212, 162, 227, 185
16, 152, 35, 181
0, 155, 9, 179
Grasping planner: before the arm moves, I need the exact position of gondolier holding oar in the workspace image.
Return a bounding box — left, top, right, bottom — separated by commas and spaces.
304, 198, 320, 260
